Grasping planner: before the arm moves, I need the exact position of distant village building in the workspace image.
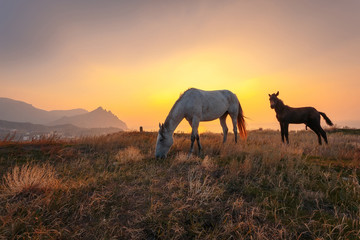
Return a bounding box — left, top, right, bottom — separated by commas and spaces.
34, 135, 41, 140
139, 126, 143, 132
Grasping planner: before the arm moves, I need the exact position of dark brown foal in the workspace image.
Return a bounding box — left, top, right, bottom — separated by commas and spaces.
269, 91, 333, 145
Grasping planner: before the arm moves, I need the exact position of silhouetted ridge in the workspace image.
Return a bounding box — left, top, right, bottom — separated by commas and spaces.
49, 107, 128, 130
0, 97, 87, 124
0, 97, 128, 130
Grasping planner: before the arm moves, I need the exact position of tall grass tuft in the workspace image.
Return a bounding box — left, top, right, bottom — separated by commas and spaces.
188, 168, 223, 204
115, 146, 144, 164
1, 163, 60, 197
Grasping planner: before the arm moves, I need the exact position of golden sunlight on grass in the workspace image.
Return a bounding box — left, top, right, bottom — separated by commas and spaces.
0, 130, 359, 239
1, 163, 61, 197
115, 146, 144, 164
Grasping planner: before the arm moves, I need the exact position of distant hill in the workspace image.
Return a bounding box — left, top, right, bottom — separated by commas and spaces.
49, 107, 128, 130
49, 109, 89, 117
0, 97, 128, 130
0, 119, 123, 139
0, 97, 87, 124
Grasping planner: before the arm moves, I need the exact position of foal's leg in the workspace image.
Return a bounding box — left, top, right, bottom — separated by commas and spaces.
308, 123, 322, 145
284, 123, 289, 144
318, 125, 328, 144
280, 123, 285, 143
219, 113, 228, 143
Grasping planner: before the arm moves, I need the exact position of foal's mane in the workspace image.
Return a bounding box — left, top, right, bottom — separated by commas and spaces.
275, 97, 286, 110
277, 97, 285, 106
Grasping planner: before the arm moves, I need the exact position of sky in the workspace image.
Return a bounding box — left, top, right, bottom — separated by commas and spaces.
1, 0, 360, 132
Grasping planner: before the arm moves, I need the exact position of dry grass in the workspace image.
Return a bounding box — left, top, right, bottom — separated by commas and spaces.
201, 155, 216, 171
115, 146, 144, 164
187, 167, 223, 204
1, 163, 61, 197
0, 129, 359, 239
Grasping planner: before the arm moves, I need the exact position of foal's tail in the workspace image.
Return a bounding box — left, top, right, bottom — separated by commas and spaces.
237, 103, 247, 139
319, 112, 334, 126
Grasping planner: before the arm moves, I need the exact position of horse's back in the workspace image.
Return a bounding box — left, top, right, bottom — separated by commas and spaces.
184, 88, 237, 101
183, 88, 238, 106
181, 88, 238, 121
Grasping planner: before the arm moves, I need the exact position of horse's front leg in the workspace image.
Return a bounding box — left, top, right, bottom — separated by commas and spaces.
196, 134, 202, 154
189, 134, 195, 156
189, 117, 201, 156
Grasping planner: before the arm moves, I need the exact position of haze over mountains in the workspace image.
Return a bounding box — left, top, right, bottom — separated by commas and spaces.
0, 97, 87, 124
49, 107, 127, 129
0, 120, 122, 139
0, 97, 128, 139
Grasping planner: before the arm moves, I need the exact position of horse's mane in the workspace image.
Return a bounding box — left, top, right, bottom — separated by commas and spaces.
164, 89, 190, 129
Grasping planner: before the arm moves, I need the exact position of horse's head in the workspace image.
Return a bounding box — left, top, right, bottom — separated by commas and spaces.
155, 123, 173, 159
268, 91, 280, 109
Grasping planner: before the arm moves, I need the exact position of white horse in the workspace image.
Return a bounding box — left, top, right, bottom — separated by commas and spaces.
155, 88, 247, 158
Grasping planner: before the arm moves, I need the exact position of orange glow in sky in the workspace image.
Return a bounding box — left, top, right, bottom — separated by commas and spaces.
1, 1, 360, 132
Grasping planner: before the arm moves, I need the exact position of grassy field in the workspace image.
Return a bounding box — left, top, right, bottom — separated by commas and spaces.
0, 129, 359, 239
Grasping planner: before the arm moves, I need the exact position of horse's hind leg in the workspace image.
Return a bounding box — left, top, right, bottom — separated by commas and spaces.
229, 113, 238, 143
219, 113, 228, 143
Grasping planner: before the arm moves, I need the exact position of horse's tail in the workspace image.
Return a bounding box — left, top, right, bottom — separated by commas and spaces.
319, 112, 334, 126
237, 102, 247, 139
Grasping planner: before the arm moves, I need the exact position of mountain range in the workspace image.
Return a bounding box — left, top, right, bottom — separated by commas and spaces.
0, 97, 128, 138
0, 97, 88, 124
0, 120, 122, 139
49, 106, 127, 129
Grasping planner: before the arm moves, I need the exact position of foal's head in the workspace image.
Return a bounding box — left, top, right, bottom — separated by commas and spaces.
155, 123, 173, 159
268, 91, 280, 109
